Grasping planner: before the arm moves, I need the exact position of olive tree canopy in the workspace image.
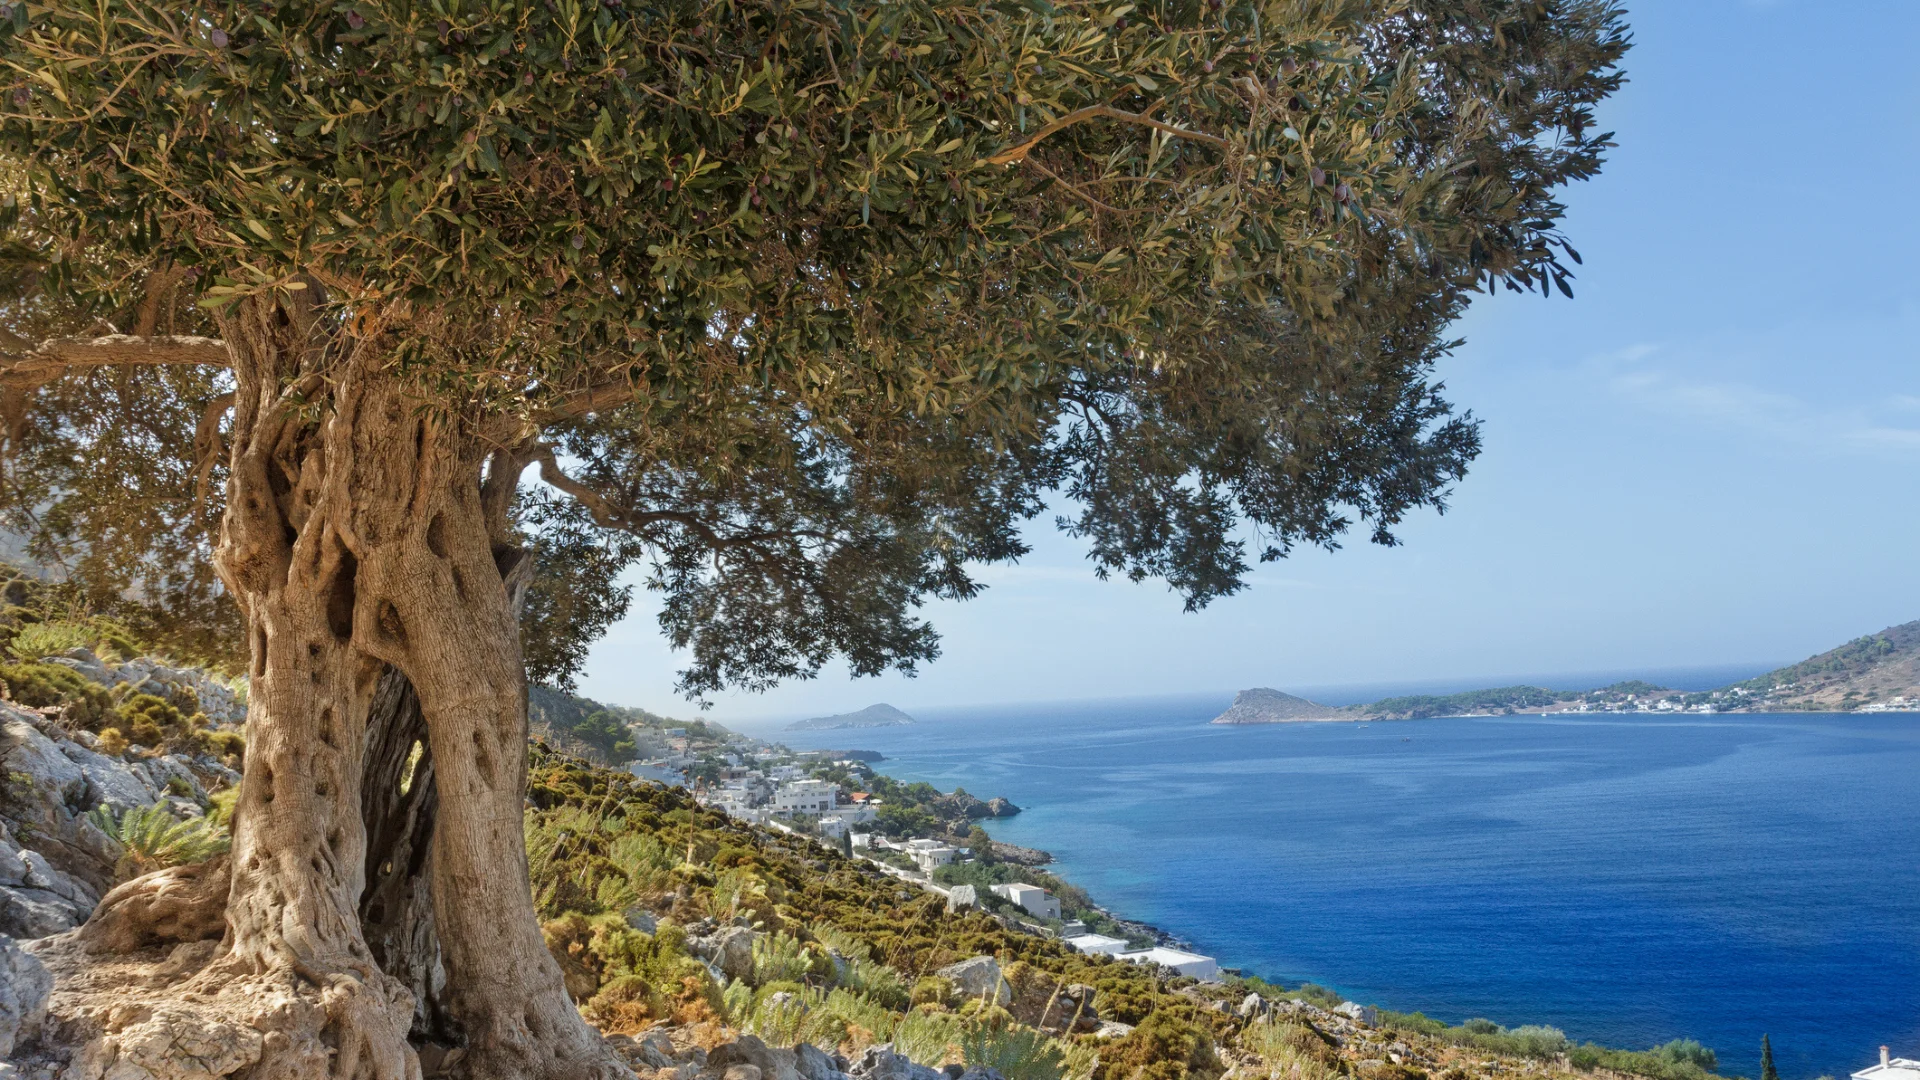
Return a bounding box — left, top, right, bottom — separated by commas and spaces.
0, 0, 1625, 1074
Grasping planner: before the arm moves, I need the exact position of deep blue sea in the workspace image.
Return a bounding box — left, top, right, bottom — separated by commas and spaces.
770, 697, 1920, 1080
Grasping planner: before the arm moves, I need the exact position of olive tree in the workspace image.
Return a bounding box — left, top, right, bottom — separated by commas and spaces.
0, 0, 1625, 1075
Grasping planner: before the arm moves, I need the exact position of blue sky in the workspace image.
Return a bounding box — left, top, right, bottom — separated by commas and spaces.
576, 1, 1920, 722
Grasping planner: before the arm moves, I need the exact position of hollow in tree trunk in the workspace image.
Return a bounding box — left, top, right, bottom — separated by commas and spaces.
201, 295, 628, 1079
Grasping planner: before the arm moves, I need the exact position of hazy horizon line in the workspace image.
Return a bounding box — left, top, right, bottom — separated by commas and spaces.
677, 660, 1786, 730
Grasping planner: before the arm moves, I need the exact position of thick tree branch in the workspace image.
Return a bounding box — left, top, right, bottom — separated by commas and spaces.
535, 448, 826, 551
986, 105, 1231, 165
0, 333, 231, 387
192, 391, 236, 510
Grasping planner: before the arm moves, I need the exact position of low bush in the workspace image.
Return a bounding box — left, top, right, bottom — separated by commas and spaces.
86, 804, 230, 880
1094, 1010, 1220, 1080
0, 661, 113, 726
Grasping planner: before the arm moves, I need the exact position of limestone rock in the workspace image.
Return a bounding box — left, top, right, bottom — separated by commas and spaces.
795, 1042, 850, 1080
709, 1034, 802, 1080
935, 956, 1009, 1006
1333, 1001, 1377, 1025
56, 739, 160, 812
847, 1045, 944, 1080
0, 888, 84, 939
1236, 992, 1267, 1020
0, 934, 51, 1058
690, 925, 758, 982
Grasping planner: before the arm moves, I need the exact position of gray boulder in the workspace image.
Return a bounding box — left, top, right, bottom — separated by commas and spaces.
1333, 1001, 1377, 1025
58, 739, 160, 811
1236, 992, 1267, 1019
0, 887, 80, 940
19, 849, 94, 908
847, 1045, 945, 1080
709, 1034, 803, 1080
691, 925, 758, 982
2, 716, 86, 811
0, 843, 25, 888
935, 955, 1009, 1005
0, 934, 51, 1058
795, 1042, 850, 1080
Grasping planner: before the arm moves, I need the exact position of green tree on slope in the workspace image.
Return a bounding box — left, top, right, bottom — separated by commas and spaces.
0, 0, 1626, 1074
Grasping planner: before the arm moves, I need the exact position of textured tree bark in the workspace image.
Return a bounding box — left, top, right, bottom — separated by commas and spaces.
206, 293, 627, 1080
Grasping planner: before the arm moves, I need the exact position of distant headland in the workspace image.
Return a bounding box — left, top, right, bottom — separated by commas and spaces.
786, 702, 917, 731
1214, 619, 1920, 723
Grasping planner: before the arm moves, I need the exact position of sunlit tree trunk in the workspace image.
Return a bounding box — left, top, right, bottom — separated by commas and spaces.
207, 294, 626, 1079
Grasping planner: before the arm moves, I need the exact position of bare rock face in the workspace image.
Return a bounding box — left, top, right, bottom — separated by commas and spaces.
934, 956, 1009, 1006
688, 925, 758, 982
709, 1034, 803, 1080
846, 1045, 944, 1080
1209, 688, 1348, 725
0, 703, 235, 942
0, 933, 52, 1059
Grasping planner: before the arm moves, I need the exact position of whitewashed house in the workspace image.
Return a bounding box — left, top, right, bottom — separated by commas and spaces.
903, 838, 961, 873
771, 779, 837, 815
1064, 933, 1130, 956
1854, 1049, 1920, 1080
1119, 946, 1220, 981
990, 883, 1061, 920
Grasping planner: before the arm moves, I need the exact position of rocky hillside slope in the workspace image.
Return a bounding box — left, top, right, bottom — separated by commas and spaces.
1723, 619, 1920, 710
0, 646, 1739, 1080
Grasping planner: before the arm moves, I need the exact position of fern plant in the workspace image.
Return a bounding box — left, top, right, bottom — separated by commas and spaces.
892, 1009, 966, 1068
962, 1024, 1070, 1080
87, 804, 230, 880
752, 931, 817, 987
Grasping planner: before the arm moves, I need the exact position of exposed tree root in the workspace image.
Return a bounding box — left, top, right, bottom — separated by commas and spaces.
29, 927, 421, 1080
76, 856, 231, 954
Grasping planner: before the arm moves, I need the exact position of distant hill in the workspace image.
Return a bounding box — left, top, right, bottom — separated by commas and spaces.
786, 703, 916, 732
1726, 620, 1920, 711
1215, 619, 1920, 723
1210, 688, 1347, 724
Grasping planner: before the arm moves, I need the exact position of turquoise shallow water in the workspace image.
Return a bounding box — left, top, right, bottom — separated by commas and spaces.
775, 699, 1920, 1080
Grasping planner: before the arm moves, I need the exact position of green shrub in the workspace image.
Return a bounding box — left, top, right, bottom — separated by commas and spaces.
911, 976, 955, 1008
962, 1022, 1073, 1080
752, 931, 819, 986
0, 661, 113, 726
114, 693, 192, 748
86, 804, 230, 881
6, 620, 98, 661
196, 728, 245, 765
1093, 1010, 1220, 1080
893, 1009, 966, 1067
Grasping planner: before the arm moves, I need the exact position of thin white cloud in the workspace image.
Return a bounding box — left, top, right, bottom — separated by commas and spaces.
1598, 345, 1920, 458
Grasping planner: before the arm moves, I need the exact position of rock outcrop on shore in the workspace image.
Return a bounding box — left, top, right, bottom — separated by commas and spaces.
1209, 688, 1349, 724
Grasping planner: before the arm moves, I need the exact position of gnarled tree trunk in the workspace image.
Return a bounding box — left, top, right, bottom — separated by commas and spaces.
205, 294, 627, 1080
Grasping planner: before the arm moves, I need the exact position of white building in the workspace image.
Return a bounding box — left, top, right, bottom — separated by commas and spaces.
902, 838, 961, 873
1854, 1050, 1920, 1080
627, 762, 686, 787
1064, 933, 1129, 956
1119, 947, 1220, 981
817, 816, 849, 840
850, 832, 874, 850
771, 779, 837, 815
990, 883, 1061, 921
823, 804, 876, 826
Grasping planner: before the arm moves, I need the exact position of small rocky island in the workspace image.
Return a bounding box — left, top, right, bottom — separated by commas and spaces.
786, 703, 916, 732
1210, 688, 1349, 724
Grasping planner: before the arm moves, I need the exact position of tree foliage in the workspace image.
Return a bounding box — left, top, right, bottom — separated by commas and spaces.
0, 0, 1627, 695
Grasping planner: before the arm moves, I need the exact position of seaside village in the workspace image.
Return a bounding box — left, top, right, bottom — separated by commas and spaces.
622, 723, 1225, 985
